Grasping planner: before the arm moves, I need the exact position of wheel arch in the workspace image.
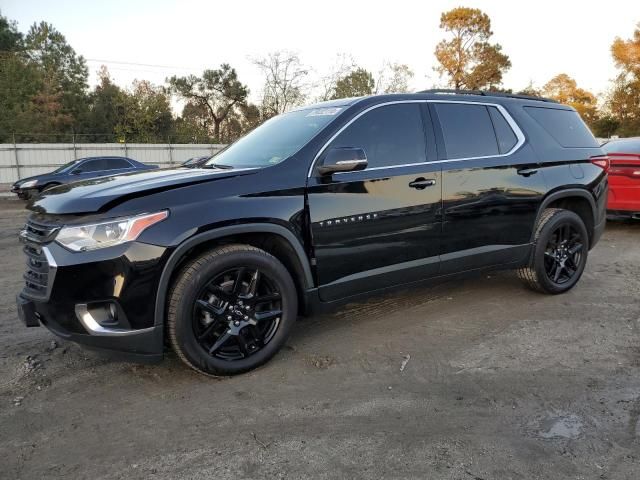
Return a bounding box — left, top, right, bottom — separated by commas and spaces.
41, 181, 61, 191
534, 189, 596, 247
154, 223, 314, 326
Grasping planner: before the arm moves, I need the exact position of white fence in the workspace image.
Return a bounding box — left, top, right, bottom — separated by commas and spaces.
0, 143, 226, 184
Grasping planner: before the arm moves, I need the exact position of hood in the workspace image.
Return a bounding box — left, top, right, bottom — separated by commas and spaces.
27, 166, 258, 215
13, 172, 59, 187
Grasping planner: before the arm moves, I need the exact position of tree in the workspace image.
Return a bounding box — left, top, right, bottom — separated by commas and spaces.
542, 74, 598, 125
173, 102, 212, 142
517, 81, 542, 97
434, 7, 511, 90
0, 15, 40, 140
607, 24, 640, 136
591, 115, 620, 139
168, 64, 249, 141
315, 53, 356, 101
83, 66, 127, 140
375, 62, 414, 94
253, 51, 308, 117
332, 67, 375, 99
24, 21, 89, 130
115, 80, 173, 142
612, 25, 640, 78
0, 12, 23, 51
221, 103, 262, 142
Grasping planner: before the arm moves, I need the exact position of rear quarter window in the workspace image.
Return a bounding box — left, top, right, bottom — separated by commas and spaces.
524, 106, 598, 148
488, 106, 518, 154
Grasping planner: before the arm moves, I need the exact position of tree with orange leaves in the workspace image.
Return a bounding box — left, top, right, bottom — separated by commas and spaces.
607, 23, 640, 136
542, 74, 599, 125
434, 7, 511, 90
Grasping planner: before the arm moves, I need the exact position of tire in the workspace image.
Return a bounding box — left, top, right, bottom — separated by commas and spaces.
518, 208, 589, 294
167, 244, 297, 376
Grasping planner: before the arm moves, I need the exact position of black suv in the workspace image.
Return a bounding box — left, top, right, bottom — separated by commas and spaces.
16, 91, 608, 376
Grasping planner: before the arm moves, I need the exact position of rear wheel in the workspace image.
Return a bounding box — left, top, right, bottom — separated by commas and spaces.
167, 244, 297, 376
518, 208, 589, 294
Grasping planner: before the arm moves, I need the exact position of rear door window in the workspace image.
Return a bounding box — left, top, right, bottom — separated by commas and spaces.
434, 103, 499, 159
524, 107, 598, 148
77, 159, 106, 172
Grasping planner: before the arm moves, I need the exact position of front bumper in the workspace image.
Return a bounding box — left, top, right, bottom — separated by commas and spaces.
18, 295, 164, 362
11, 186, 36, 199
18, 239, 170, 361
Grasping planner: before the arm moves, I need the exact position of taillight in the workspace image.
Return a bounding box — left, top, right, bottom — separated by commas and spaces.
606, 153, 640, 178
590, 155, 610, 172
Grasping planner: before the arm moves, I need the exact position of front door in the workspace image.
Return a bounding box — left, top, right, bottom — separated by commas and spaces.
307, 102, 442, 302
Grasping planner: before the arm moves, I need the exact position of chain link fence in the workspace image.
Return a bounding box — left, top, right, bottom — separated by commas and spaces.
0, 138, 226, 184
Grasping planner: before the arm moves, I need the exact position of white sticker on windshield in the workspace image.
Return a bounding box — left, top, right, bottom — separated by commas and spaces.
306, 107, 343, 117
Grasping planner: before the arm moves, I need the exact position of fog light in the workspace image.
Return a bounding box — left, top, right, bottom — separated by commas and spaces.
76, 302, 130, 336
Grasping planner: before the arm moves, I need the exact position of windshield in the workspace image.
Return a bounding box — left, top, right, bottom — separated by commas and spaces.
204, 107, 342, 169
51, 159, 82, 174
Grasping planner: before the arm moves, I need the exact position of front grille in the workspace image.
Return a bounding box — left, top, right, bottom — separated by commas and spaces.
19, 219, 59, 300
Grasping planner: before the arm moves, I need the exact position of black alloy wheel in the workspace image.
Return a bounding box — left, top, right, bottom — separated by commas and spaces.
543, 223, 585, 285
193, 267, 283, 360
518, 208, 589, 294
167, 244, 297, 376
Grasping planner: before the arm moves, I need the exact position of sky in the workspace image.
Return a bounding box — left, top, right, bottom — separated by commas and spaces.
2, 0, 639, 107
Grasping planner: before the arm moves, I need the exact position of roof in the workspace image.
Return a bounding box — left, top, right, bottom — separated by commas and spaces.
296, 89, 564, 113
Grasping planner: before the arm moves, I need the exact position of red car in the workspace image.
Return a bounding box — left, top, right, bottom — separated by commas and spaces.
602, 137, 640, 220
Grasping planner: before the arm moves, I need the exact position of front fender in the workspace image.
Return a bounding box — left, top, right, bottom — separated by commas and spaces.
153, 223, 314, 327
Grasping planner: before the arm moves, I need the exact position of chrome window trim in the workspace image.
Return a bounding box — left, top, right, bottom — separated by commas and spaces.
307, 99, 526, 178
72, 158, 137, 174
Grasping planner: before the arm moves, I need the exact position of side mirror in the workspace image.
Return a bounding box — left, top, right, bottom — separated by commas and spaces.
317, 147, 368, 176
72, 169, 83, 175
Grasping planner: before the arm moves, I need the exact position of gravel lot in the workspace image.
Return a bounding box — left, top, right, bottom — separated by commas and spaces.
0, 198, 639, 480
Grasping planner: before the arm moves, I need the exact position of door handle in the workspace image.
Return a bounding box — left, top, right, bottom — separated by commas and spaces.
408, 178, 436, 190
517, 168, 538, 177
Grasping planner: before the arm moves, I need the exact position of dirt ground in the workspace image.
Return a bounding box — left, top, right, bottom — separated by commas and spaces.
0, 198, 639, 480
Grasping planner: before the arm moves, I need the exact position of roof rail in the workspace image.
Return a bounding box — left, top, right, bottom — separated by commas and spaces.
418, 89, 558, 104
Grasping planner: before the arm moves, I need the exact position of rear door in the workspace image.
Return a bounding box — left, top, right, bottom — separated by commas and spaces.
431, 101, 546, 274
307, 102, 442, 301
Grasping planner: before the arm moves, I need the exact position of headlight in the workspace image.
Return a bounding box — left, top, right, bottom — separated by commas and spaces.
55, 211, 168, 252
20, 180, 38, 188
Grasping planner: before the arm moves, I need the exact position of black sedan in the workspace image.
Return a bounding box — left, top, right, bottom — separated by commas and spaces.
12, 156, 158, 199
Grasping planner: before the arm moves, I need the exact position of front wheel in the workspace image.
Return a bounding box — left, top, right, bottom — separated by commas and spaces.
518, 208, 589, 294
167, 244, 297, 376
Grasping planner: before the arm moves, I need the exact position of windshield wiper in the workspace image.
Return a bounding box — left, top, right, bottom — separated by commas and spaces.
204, 163, 234, 170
